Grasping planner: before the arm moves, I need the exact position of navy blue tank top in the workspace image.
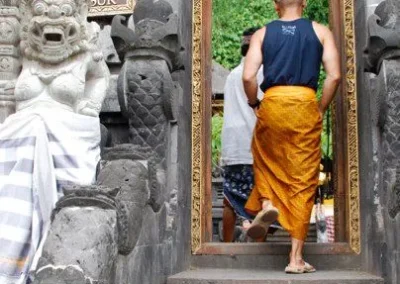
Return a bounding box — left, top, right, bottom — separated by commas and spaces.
260, 18, 323, 92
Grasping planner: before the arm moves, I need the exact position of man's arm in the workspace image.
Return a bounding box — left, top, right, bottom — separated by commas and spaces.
314, 23, 341, 114
242, 27, 265, 105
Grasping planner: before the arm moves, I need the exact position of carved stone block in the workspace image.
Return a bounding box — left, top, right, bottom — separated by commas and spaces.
375, 59, 400, 219
364, 0, 400, 74
34, 207, 118, 284
0, 1, 20, 122
97, 158, 149, 254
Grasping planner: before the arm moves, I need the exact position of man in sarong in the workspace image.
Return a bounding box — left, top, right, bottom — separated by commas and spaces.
242, 0, 341, 273
220, 27, 263, 242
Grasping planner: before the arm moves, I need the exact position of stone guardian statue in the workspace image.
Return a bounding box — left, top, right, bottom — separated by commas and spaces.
0, 0, 110, 282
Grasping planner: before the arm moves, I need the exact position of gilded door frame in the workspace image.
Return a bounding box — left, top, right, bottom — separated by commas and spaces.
191, 0, 360, 255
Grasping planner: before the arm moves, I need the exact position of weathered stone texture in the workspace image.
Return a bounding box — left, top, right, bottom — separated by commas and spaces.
0, 0, 20, 122
97, 158, 150, 254
360, 1, 400, 283
108, 0, 191, 282
99, 25, 121, 65
35, 208, 119, 284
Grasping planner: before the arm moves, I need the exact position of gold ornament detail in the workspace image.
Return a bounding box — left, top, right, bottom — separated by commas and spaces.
343, 0, 360, 254
88, 0, 135, 17
191, 0, 202, 253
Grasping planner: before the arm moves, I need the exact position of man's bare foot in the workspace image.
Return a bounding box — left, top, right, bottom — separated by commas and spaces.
262, 200, 277, 211
288, 253, 316, 273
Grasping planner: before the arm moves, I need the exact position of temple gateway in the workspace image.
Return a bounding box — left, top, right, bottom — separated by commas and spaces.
0, 0, 398, 283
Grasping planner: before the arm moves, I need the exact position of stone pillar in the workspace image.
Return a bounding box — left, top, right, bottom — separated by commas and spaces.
364, 1, 400, 283
111, 0, 182, 168
0, 0, 20, 122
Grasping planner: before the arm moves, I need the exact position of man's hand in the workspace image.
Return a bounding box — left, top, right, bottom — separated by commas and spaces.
318, 103, 325, 118
253, 107, 259, 116
313, 22, 341, 111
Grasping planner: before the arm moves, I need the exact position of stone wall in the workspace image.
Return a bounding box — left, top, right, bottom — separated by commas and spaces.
110, 0, 192, 282
357, 1, 400, 283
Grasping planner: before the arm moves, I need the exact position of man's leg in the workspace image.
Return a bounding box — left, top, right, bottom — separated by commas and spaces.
289, 238, 305, 267
287, 237, 316, 273
223, 199, 236, 242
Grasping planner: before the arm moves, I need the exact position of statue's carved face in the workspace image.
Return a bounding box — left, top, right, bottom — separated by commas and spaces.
20, 0, 89, 63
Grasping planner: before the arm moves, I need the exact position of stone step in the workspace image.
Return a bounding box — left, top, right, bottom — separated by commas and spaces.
191, 251, 361, 271
167, 268, 384, 284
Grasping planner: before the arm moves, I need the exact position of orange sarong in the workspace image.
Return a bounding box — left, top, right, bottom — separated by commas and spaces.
245, 86, 322, 241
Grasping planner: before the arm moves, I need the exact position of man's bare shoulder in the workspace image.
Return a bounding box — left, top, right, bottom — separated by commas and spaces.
312, 21, 330, 32
253, 27, 266, 42
311, 21, 333, 44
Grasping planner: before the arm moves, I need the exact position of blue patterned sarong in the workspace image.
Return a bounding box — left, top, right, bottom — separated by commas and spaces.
222, 164, 254, 221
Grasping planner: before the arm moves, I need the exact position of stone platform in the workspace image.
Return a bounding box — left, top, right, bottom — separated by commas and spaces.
168, 269, 384, 284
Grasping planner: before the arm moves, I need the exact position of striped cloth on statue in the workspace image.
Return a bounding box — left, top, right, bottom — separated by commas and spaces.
0, 108, 100, 284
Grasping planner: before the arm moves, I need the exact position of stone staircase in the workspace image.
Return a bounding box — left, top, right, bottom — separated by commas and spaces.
182, 178, 386, 283
167, 253, 384, 284
168, 268, 383, 284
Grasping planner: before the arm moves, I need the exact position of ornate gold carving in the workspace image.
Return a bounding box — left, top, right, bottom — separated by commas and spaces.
191, 0, 202, 253
88, 0, 135, 17
191, 0, 361, 254
343, 0, 360, 254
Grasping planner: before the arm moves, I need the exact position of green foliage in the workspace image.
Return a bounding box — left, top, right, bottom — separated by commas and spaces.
212, 0, 277, 70
211, 114, 224, 167
304, 0, 330, 25
321, 109, 333, 158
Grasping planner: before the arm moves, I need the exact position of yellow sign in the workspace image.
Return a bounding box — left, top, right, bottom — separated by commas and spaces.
89, 0, 135, 17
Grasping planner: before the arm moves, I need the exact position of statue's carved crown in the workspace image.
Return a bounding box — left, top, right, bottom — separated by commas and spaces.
20, 0, 91, 17
0, 0, 19, 7
133, 0, 173, 24
0, 0, 19, 18
111, 0, 182, 71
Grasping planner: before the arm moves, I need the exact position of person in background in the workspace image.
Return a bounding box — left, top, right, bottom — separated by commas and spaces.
220, 27, 264, 242
242, 0, 341, 273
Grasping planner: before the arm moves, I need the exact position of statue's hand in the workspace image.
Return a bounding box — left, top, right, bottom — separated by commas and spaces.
78, 107, 99, 117
76, 100, 101, 117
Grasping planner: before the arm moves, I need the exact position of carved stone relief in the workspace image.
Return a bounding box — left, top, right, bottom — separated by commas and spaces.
0, 0, 20, 122
364, 2, 400, 282
17, 0, 110, 116
364, 0, 400, 75
111, 0, 182, 167
365, 0, 400, 219
374, 60, 400, 219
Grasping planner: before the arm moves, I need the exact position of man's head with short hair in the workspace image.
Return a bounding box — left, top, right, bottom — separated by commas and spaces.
274, 0, 304, 7
273, 0, 306, 17
241, 27, 260, 57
